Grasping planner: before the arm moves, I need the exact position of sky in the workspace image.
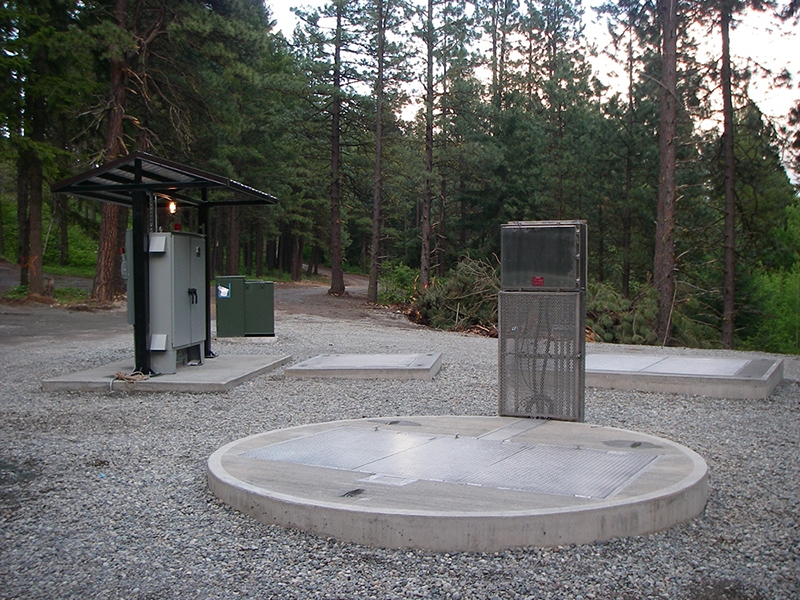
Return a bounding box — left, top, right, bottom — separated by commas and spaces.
267, 1, 798, 138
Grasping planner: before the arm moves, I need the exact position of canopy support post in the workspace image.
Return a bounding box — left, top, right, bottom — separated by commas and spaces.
131, 158, 154, 374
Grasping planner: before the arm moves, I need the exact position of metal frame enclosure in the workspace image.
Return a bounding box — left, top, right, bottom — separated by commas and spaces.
52, 152, 277, 375
498, 221, 587, 421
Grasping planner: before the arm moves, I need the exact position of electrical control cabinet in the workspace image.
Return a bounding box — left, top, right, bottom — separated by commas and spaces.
124, 230, 206, 374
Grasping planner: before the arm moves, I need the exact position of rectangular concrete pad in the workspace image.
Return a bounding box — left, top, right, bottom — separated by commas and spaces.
42, 354, 292, 393
285, 353, 442, 380
585, 353, 783, 399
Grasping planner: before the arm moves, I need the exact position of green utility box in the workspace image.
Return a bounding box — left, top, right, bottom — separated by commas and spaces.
244, 280, 274, 336
216, 276, 274, 337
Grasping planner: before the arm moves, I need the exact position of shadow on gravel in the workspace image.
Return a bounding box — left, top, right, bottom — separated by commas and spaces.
684, 579, 768, 600
0, 458, 41, 517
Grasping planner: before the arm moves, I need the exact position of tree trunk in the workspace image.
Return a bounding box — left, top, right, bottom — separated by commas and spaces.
307, 245, 319, 276
212, 213, 223, 277
367, 0, 386, 304
278, 232, 290, 273
57, 194, 69, 266
0, 185, 5, 257
291, 234, 303, 282
489, 0, 499, 108
225, 205, 240, 275
654, 0, 678, 345
420, 0, 434, 289
255, 220, 264, 278
92, 0, 130, 302
437, 176, 447, 276
27, 150, 44, 295
622, 26, 635, 299
361, 235, 367, 273
266, 238, 276, 271
721, 5, 736, 348
244, 240, 252, 276
329, 2, 346, 296
437, 39, 449, 278
93, 204, 127, 301
622, 159, 632, 298
18, 41, 48, 296
16, 154, 30, 288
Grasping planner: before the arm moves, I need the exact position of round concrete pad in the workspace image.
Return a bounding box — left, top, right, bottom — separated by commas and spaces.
208, 416, 707, 552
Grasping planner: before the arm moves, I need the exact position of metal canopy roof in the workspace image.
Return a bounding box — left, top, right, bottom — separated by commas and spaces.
51, 151, 277, 375
51, 151, 278, 207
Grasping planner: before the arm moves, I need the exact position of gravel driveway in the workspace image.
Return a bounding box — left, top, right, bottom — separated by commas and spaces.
0, 293, 797, 599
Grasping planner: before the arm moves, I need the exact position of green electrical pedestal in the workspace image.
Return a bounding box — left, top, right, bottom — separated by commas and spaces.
216, 276, 274, 337
244, 280, 275, 336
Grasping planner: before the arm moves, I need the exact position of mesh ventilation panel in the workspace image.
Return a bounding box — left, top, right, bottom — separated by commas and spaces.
498, 291, 585, 421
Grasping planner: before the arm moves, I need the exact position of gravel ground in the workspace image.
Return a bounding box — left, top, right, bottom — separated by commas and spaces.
1, 307, 798, 600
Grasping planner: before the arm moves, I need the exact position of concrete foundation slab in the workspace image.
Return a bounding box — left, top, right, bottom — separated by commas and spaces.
42, 354, 291, 393
586, 353, 783, 399
285, 353, 442, 380
208, 416, 708, 552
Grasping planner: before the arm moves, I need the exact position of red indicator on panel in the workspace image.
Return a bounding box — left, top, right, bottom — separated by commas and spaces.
532, 276, 545, 287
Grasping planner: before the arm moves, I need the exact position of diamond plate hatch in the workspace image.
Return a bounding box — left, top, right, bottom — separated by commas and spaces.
240, 426, 657, 499
241, 426, 434, 470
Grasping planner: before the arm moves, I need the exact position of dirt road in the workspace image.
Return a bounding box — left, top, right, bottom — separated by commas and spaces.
0, 261, 413, 349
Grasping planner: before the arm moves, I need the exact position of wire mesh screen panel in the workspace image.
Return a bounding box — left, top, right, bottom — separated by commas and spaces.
498, 291, 585, 421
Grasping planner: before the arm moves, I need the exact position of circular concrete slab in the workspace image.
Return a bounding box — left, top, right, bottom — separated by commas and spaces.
208, 416, 707, 552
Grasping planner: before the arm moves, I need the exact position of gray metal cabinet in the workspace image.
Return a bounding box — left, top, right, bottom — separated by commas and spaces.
126, 231, 206, 374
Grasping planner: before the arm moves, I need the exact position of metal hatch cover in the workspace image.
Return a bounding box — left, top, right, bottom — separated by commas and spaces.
240, 426, 657, 499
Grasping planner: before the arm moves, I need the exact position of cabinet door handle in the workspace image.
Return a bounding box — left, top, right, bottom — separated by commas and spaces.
188, 288, 198, 304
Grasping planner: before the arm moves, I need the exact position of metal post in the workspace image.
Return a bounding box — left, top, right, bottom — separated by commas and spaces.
199, 189, 215, 358
131, 158, 152, 374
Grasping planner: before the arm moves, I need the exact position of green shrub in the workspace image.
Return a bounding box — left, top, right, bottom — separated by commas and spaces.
378, 261, 418, 305
586, 281, 727, 347
743, 265, 800, 354
669, 290, 722, 349
586, 282, 658, 344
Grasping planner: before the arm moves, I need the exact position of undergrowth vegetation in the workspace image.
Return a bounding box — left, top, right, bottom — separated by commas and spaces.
2, 285, 89, 304
380, 255, 800, 352
413, 257, 500, 332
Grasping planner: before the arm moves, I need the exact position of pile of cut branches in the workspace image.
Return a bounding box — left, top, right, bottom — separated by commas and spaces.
411, 256, 499, 334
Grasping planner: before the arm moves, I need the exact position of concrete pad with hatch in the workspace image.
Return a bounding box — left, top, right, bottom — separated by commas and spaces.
42, 354, 291, 393
585, 353, 783, 399
285, 353, 442, 381
208, 415, 708, 552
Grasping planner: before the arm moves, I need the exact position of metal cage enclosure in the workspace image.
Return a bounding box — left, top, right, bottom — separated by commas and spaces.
498, 292, 585, 421
498, 221, 587, 421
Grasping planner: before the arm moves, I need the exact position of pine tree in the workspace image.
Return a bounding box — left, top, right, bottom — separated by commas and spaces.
1, 0, 95, 295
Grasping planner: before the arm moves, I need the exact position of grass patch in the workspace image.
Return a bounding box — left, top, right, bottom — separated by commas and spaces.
42, 264, 96, 278
54, 287, 90, 303
216, 270, 328, 284
2, 285, 28, 301
2, 284, 89, 305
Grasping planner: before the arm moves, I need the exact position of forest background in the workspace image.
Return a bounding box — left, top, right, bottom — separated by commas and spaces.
2, 0, 800, 352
